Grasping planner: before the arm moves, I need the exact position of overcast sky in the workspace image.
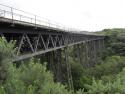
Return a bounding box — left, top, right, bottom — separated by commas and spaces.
0, 0, 125, 31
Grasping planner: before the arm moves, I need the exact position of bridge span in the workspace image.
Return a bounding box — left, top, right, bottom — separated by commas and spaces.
0, 4, 106, 90
0, 17, 105, 61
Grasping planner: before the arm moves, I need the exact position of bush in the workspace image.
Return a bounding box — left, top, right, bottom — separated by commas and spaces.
69, 56, 92, 91
0, 37, 16, 84
85, 68, 125, 94
1, 59, 73, 94
86, 56, 125, 79
0, 37, 72, 94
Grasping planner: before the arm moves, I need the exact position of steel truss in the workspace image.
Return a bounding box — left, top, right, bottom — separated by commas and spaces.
39, 39, 105, 90
0, 20, 105, 91
0, 31, 105, 62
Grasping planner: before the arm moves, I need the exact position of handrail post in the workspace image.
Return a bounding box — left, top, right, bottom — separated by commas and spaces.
11, 7, 13, 20
11, 7, 14, 25
35, 15, 37, 28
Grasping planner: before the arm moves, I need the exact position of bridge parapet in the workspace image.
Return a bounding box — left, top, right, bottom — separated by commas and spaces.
0, 4, 79, 32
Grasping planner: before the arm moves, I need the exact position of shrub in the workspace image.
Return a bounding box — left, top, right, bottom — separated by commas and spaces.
86, 56, 125, 79
84, 67, 125, 94
0, 37, 72, 94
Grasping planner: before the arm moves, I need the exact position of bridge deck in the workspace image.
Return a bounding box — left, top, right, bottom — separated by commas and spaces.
0, 17, 66, 32
0, 17, 105, 61
0, 4, 105, 61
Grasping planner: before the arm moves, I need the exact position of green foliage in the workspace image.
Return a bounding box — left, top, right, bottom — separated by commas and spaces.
1, 29, 125, 94
85, 29, 125, 94
86, 56, 125, 80
0, 37, 16, 84
108, 42, 125, 56
0, 86, 5, 94
68, 56, 92, 91
0, 37, 16, 61
0, 37, 72, 94
76, 89, 85, 94
97, 29, 125, 56
85, 68, 125, 94
0, 59, 73, 94
2, 59, 72, 94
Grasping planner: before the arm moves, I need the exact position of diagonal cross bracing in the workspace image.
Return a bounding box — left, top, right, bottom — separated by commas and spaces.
0, 17, 106, 62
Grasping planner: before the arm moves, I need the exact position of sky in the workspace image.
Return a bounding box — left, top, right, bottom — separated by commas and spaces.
0, 0, 125, 31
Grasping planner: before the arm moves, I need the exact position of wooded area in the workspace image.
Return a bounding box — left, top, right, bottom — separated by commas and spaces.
0, 29, 125, 94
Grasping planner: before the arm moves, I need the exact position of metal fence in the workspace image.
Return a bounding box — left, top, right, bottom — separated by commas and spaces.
0, 4, 78, 32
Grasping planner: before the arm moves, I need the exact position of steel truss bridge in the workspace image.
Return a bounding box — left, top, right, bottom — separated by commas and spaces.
0, 4, 106, 90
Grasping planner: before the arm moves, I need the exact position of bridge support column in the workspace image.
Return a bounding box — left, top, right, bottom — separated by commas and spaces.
93, 39, 104, 65
47, 50, 63, 82
64, 47, 74, 90
81, 42, 87, 68
89, 40, 95, 67
55, 49, 63, 82
90, 41, 93, 66
87, 41, 92, 67
93, 40, 98, 65
84, 40, 97, 68
76, 44, 83, 65
99, 39, 102, 56
100, 39, 105, 53
102, 39, 105, 51
89, 41, 93, 66
81, 43, 86, 67
47, 52, 56, 79
84, 41, 89, 68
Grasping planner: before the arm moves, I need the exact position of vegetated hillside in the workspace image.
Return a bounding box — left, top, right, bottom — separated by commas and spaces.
96, 28, 125, 56
0, 28, 125, 94
85, 28, 125, 93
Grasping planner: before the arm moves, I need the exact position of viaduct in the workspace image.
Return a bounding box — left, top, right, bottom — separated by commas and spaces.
0, 4, 106, 90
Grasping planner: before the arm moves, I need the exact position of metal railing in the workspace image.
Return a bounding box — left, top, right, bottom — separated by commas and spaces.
0, 4, 79, 32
